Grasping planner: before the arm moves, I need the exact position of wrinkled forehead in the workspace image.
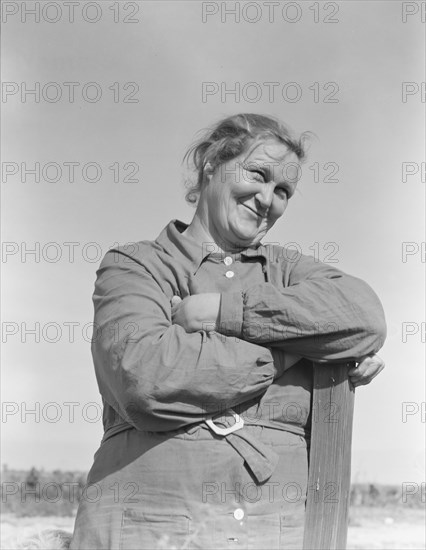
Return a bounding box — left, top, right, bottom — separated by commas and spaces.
241, 139, 301, 184
242, 138, 295, 163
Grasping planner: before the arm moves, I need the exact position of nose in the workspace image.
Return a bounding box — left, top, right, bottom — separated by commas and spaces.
255, 184, 274, 213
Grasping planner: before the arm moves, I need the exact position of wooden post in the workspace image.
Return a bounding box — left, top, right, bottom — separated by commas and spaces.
303, 362, 355, 550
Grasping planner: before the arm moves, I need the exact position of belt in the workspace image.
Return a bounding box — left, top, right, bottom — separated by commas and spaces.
102, 412, 297, 484
204, 409, 279, 484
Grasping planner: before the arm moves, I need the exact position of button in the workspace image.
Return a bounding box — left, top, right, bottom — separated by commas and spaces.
233, 508, 244, 521
225, 271, 235, 278
224, 256, 233, 266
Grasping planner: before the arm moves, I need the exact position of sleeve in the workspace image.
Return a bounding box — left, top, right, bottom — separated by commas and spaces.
218, 251, 387, 363
91, 248, 284, 432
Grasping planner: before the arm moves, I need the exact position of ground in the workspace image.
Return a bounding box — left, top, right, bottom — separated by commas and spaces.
1, 507, 425, 549
347, 507, 425, 550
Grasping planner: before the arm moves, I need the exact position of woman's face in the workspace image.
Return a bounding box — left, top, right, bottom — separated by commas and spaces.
199, 139, 301, 250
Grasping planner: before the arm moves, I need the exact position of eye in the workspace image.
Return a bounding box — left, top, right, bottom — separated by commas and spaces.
274, 187, 288, 199
274, 187, 289, 200
249, 170, 266, 182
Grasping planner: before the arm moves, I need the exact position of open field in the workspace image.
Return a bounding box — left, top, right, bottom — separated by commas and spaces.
1, 515, 74, 549
347, 507, 425, 549
1, 507, 424, 549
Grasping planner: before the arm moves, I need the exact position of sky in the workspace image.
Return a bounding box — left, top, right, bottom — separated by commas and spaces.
1, 1, 425, 486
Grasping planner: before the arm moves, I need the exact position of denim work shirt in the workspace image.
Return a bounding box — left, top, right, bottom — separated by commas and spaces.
92, 219, 386, 444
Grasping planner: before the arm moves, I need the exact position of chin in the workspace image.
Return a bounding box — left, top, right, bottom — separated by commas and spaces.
231, 224, 263, 245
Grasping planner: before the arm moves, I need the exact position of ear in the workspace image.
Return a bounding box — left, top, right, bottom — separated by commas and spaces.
203, 162, 214, 183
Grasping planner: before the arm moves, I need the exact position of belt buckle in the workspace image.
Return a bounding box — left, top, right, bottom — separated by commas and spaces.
205, 409, 244, 436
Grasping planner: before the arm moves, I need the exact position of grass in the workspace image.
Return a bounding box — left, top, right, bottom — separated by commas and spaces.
1, 469, 424, 549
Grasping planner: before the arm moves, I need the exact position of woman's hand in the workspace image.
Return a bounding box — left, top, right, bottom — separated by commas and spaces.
348, 354, 385, 388
171, 294, 221, 333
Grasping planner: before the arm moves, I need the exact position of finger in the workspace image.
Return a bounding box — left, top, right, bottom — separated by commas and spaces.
354, 354, 377, 370
364, 362, 385, 382
350, 370, 373, 383
171, 304, 180, 319
353, 356, 373, 370
349, 362, 369, 377
350, 363, 385, 386
352, 375, 376, 387
354, 358, 385, 377
350, 356, 383, 376
171, 296, 182, 307
351, 380, 366, 388
355, 355, 371, 366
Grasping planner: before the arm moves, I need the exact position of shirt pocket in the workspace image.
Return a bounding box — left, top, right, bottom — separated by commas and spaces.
119, 509, 190, 550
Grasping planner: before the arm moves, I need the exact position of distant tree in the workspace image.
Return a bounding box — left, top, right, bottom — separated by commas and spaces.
76, 473, 86, 488
368, 483, 380, 504
26, 467, 40, 489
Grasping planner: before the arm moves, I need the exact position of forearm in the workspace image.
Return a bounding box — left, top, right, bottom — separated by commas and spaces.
93, 250, 282, 432
218, 264, 386, 362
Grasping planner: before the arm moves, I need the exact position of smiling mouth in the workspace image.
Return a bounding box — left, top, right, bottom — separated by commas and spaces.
242, 204, 266, 219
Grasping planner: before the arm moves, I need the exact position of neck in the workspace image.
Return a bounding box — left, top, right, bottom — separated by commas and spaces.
184, 209, 251, 254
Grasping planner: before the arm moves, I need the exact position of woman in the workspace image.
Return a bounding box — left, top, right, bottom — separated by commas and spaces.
70, 114, 386, 550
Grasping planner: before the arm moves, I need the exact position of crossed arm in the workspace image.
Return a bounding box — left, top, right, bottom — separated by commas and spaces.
171, 258, 386, 389
93, 248, 386, 432
172, 291, 384, 388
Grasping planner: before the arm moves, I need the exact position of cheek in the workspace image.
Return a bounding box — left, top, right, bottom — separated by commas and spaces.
232, 175, 259, 196
270, 198, 288, 220
209, 184, 228, 212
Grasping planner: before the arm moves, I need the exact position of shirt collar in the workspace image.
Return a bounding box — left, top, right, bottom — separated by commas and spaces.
156, 220, 270, 272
